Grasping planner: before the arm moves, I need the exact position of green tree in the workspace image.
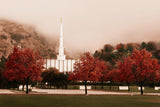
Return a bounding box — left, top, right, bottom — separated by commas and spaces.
116, 43, 126, 53
41, 68, 59, 88
126, 44, 134, 52
93, 50, 100, 58
104, 44, 114, 53
152, 50, 160, 60
0, 56, 7, 88
41, 68, 69, 88
146, 42, 157, 52
140, 42, 147, 50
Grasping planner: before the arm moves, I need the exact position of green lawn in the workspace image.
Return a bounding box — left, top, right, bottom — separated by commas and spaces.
0, 95, 159, 107
68, 85, 160, 93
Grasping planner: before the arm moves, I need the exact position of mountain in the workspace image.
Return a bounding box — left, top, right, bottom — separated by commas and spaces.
0, 19, 57, 58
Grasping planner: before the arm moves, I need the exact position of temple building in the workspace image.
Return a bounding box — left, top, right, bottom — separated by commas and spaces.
43, 18, 76, 73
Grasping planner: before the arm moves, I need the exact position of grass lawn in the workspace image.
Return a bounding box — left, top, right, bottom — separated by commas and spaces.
0, 95, 159, 107
90, 85, 160, 93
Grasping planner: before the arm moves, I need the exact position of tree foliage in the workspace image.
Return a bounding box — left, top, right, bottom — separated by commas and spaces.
118, 49, 160, 95
69, 52, 107, 94
140, 41, 157, 52
0, 56, 8, 88
104, 44, 114, 53
116, 43, 126, 53
4, 46, 44, 94
41, 68, 69, 89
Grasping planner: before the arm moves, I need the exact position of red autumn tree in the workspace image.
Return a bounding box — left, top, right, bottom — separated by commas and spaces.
118, 49, 160, 95
4, 46, 44, 94
154, 71, 160, 85
68, 52, 107, 95
118, 57, 135, 84
99, 63, 112, 89
106, 68, 120, 82
102, 68, 120, 90
116, 43, 125, 52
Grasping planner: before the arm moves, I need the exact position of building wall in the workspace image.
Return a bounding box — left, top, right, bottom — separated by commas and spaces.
44, 59, 77, 73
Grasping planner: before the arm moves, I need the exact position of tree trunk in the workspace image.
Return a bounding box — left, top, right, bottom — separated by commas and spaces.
84, 80, 87, 95
17, 82, 20, 90
109, 83, 111, 91
101, 81, 104, 90
22, 84, 24, 91
65, 84, 68, 89
95, 82, 97, 89
50, 83, 51, 88
41, 82, 42, 88
140, 85, 143, 95
26, 83, 29, 94
36, 81, 38, 87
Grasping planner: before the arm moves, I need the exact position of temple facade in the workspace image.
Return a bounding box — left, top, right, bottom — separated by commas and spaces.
44, 18, 76, 73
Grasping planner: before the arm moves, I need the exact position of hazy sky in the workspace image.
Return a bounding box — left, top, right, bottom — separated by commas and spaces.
0, 0, 160, 53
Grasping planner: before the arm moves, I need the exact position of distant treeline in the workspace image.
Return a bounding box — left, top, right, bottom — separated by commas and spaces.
93, 41, 160, 66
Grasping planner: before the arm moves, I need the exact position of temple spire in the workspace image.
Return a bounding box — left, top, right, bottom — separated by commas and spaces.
60, 17, 63, 47
57, 17, 66, 60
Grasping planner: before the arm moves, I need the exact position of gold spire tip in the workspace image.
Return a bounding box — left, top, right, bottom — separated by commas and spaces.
60, 17, 62, 23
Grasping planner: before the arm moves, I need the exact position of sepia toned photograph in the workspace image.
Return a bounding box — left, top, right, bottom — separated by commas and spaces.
0, 0, 160, 107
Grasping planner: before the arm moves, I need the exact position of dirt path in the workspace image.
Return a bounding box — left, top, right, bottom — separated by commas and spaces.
0, 89, 160, 96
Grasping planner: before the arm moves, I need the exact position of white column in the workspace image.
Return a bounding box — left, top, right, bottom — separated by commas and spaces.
59, 60, 64, 72
72, 60, 76, 72
51, 59, 54, 68
64, 60, 67, 72
55, 60, 59, 69
47, 59, 50, 69
68, 60, 71, 72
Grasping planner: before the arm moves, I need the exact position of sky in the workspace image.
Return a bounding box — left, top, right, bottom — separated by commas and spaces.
0, 0, 160, 53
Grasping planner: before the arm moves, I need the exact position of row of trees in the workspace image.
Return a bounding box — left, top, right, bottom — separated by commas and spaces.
69, 49, 160, 95
0, 41, 160, 95
0, 46, 70, 94
93, 42, 160, 66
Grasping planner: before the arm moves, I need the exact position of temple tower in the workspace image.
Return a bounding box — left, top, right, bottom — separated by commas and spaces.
57, 17, 66, 60
45, 17, 76, 73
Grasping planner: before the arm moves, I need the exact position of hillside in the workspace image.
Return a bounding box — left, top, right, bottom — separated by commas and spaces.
0, 19, 57, 58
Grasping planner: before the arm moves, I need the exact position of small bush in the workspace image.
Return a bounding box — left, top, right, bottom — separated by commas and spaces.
0, 35, 7, 39
11, 34, 24, 42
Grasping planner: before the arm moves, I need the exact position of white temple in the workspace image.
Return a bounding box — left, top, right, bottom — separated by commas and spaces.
44, 18, 76, 73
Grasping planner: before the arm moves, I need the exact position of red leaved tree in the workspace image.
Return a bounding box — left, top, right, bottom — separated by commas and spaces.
104, 68, 120, 90
106, 68, 120, 82
99, 63, 112, 89
68, 52, 107, 95
118, 57, 135, 89
118, 49, 160, 95
4, 46, 44, 94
